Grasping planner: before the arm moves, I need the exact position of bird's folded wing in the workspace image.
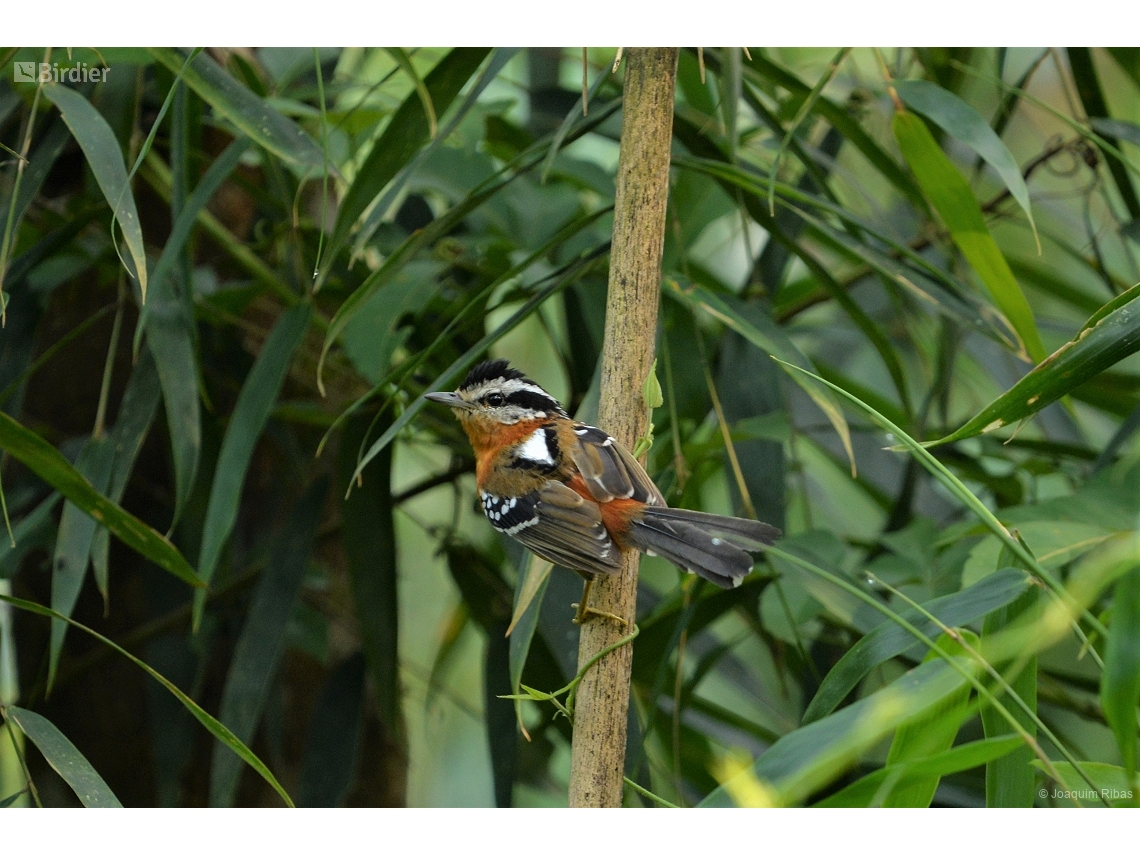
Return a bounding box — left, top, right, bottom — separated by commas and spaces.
568, 424, 665, 506
511, 480, 621, 577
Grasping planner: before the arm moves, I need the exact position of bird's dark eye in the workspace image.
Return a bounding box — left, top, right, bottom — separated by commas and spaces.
485, 392, 506, 407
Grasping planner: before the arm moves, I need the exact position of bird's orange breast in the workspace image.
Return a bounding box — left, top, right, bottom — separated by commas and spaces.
463, 417, 552, 486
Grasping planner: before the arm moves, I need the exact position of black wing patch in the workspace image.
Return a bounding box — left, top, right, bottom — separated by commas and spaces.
481, 490, 541, 535
481, 481, 620, 577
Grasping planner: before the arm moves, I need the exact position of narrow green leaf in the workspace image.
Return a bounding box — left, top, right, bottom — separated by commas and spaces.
895, 79, 1038, 248
0, 493, 60, 580
386, 48, 438, 138
929, 284, 1140, 446
981, 579, 1040, 807
319, 169, 514, 393
48, 435, 115, 689
139, 138, 252, 346
298, 653, 366, 807
803, 569, 1031, 723
892, 109, 1045, 363
338, 413, 399, 728
485, 616, 516, 807
210, 478, 327, 807
881, 632, 976, 806
743, 55, 927, 211
1068, 48, 1140, 221
40, 84, 148, 301
146, 271, 201, 523
0, 593, 293, 806
778, 358, 1106, 653
4, 706, 121, 807
329, 48, 491, 263
0, 413, 199, 587
149, 48, 327, 174
193, 302, 312, 628
0, 789, 28, 808
507, 552, 551, 735
816, 736, 1021, 807
698, 657, 975, 807
675, 154, 1023, 352
90, 348, 162, 597
1101, 566, 1140, 784
666, 279, 855, 474
351, 48, 517, 259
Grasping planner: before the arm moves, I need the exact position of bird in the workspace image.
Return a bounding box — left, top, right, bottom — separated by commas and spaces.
424, 359, 780, 624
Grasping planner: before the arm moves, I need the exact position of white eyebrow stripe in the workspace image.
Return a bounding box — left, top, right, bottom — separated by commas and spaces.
517, 429, 554, 465
464, 378, 553, 400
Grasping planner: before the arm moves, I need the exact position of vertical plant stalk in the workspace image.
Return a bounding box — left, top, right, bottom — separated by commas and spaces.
567, 47, 678, 809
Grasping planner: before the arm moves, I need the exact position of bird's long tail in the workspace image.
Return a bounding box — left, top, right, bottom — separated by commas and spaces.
625, 507, 780, 589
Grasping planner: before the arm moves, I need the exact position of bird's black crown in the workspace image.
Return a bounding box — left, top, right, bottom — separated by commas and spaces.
460, 359, 529, 391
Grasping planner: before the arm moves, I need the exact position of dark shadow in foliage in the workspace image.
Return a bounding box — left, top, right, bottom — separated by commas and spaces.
299, 652, 367, 807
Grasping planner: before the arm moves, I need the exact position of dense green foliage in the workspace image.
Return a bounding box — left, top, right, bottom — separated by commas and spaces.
0, 46, 1139, 807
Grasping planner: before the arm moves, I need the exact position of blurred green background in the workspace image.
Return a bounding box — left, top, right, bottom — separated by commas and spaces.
0, 47, 1138, 807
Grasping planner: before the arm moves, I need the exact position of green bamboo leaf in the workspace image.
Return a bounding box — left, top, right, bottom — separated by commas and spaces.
1101, 566, 1140, 785
48, 434, 115, 689
329, 48, 491, 263
338, 413, 399, 727
928, 284, 1140, 446
90, 348, 162, 598
0, 493, 60, 580
3, 706, 121, 807
881, 631, 976, 807
351, 48, 517, 259
895, 79, 1038, 248
1068, 48, 1140, 221
981, 544, 1040, 807
892, 109, 1045, 363
675, 154, 1023, 351
698, 657, 976, 807
666, 279, 855, 474
742, 54, 927, 211
298, 653, 366, 807
803, 568, 1031, 723
193, 302, 312, 629
385, 48, 438, 139
146, 271, 200, 523
140, 137, 252, 345
0, 412, 199, 587
0, 593, 293, 806
507, 553, 551, 735
149, 48, 327, 174
210, 479, 327, 807
319, 169, 513, 394
815, 736, 1021, 807
40, 84, 148, 302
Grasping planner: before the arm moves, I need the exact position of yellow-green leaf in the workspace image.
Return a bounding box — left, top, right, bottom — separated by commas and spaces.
892, 109, 1045, 363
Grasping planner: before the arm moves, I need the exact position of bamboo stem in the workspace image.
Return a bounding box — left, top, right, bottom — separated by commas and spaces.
567, 47, 678, 809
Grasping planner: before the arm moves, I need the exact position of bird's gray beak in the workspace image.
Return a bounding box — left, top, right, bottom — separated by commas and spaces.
423, 391, 473, 409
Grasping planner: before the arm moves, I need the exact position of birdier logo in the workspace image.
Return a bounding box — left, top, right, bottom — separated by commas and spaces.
13, 62, 109, 83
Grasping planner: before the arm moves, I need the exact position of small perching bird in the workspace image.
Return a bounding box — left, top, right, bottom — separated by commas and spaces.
425, 359, 780, 623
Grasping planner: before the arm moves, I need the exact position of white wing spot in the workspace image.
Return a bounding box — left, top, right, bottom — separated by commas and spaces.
712, 537, 723, 546
602, 437, 614, 447
517, 429, 554, 465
